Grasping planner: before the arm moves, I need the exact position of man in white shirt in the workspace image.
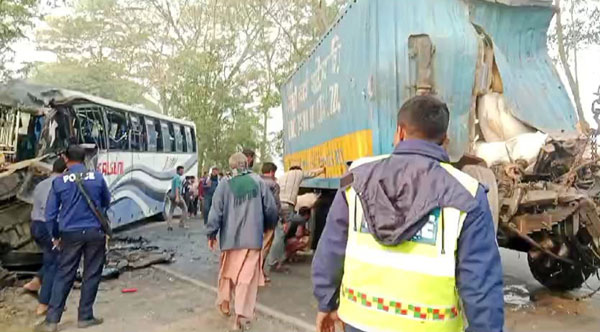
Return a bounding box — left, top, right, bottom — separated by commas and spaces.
266, 165, 325, 271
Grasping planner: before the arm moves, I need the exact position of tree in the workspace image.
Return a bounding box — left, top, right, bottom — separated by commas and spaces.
29, 60, 157, 110
551, 0, 600, 129
0, 0, 38, 79
30, 0, 346, 169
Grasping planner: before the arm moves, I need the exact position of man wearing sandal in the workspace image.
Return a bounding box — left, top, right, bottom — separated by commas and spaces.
206, 152, 279, 331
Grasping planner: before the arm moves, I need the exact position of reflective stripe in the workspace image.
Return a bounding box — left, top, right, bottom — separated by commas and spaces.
341, 286, 459, 321
345, 238, 456, 277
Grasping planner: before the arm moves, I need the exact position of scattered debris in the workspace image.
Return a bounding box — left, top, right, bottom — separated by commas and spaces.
106, 236, 174, 272
0, 266, 16, 288
504, 285, 531, 309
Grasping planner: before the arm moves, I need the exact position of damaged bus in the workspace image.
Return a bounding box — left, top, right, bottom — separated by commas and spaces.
282, 0, 600, 290
0, 81, 197, 256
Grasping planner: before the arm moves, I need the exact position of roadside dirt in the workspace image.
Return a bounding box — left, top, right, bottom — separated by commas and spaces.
504, 288, 600, 332
0, 268, 302, 332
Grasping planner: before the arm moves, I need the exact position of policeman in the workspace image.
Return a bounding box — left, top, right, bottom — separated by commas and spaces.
30, 158, 67, 316
312, 96, 504, 332
36, 145, 111, 332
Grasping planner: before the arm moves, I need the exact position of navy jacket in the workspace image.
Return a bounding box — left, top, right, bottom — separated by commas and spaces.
46, 163, 111, 237
311, 139, 504, 332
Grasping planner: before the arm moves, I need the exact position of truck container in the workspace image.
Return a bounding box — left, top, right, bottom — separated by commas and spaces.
281, 0, 600, 290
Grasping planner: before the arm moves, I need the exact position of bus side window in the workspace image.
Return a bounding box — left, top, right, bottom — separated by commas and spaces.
73, 104, 107, 151
106, 109, 129, 151
173, 124, 183, 152
145, 117, 157, 152
180, 125, 188, 153
129, 114, 145, 151
189, 127, 197, 152
184, 126, 193, 153
161, 121, 172, 152
155, 119, 163, 152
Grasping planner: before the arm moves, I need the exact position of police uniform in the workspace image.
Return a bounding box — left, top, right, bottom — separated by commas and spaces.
44, 163, 111, 324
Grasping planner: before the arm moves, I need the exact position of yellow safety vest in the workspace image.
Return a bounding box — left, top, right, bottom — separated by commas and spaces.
337, 155, 479, 332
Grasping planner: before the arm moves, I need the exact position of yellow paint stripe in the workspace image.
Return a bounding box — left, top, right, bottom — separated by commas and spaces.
284, 130, 373, 177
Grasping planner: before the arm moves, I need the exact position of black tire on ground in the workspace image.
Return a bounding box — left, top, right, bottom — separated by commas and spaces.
527, 250, 595, 291
461, 165, 499, 233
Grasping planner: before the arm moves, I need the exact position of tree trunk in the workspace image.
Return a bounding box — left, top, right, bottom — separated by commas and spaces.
555, 0, 587, 130
261, 107, 268, 163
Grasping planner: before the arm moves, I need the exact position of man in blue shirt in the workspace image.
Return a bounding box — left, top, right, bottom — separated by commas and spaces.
28, 158, 67, 316
36, 145, 111, 332
166, 165, 188, 230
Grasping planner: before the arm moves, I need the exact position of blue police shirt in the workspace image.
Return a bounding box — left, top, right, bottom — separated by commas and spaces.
45, 163, 111, 237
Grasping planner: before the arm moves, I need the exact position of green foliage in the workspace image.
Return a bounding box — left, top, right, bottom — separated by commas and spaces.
0, 0, 38, 78
29, 0, 346, 169
30, 60, 156, 110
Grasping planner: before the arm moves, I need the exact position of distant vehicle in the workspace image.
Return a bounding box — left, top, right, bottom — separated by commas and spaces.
0, 81, 197, 253
282, 0, 600, 290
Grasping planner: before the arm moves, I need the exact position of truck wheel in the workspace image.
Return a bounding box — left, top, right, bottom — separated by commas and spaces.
461, 165, 499, 233
527, 249, 595, 291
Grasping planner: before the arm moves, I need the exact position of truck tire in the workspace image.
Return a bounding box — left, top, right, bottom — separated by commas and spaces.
527, 249, 594, 291
461, 165, 499, 233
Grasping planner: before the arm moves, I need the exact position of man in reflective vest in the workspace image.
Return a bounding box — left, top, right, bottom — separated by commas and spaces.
312, 96, 504, 332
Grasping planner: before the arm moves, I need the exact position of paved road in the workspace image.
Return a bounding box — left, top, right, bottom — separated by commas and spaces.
1, 269, 303, 332
120, 218, 600, 332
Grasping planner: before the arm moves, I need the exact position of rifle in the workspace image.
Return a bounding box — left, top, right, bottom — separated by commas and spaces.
74, 174, 113, 237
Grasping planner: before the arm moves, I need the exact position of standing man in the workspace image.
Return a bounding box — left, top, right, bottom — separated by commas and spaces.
167, 166, 188, 231
29, 158, 67, 315
198, 171, 207, 218
312, 96, 504, 332
36, 145, 111, 332
206, 153, 278, 331
190, 176, 199, 217
202, 167, 220, 225
267, 164, 325, 271
260, 162, 281, 281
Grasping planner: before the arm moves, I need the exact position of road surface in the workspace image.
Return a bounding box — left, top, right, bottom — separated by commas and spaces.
0, 268, 302, 332
119, 217, 600, 332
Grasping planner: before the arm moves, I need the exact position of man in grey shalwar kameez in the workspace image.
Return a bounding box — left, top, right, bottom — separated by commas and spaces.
206, 153, 278, 331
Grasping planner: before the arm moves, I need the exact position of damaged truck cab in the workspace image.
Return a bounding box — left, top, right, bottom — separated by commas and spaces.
282, 0, 600, 290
